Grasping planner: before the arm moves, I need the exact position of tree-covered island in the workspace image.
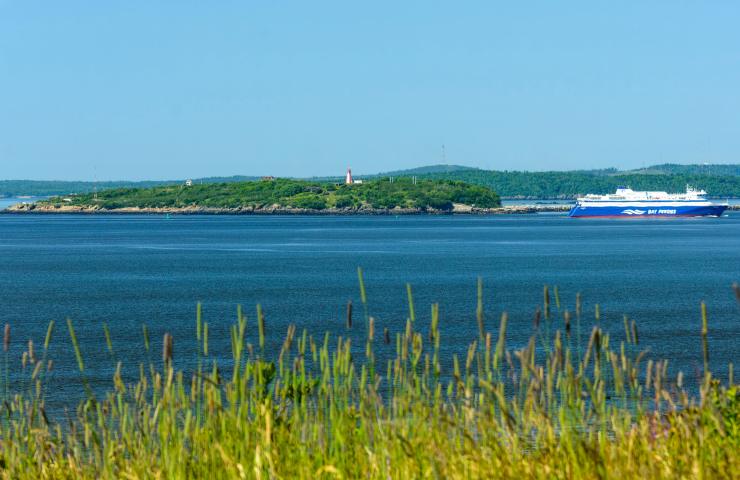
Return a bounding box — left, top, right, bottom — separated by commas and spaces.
21, 178, 502, 213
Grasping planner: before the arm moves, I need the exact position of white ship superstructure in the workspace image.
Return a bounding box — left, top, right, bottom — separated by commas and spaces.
569, 186, 727, 217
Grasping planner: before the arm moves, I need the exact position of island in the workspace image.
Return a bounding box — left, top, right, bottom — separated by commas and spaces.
6, 178, 564, 214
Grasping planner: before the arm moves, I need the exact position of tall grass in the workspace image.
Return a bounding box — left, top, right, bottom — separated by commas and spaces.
0, 282, 738, 479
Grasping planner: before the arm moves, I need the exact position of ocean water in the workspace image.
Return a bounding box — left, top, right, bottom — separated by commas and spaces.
0, 213, 738, 410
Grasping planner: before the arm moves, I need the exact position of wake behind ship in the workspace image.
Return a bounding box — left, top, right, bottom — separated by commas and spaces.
569, 186, 728, 218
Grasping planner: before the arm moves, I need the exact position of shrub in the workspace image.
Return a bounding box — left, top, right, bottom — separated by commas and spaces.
334, 195, 355, 208
290, 192, 327, 210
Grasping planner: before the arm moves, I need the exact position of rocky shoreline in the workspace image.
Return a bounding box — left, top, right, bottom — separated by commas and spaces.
2, 202, 573, 215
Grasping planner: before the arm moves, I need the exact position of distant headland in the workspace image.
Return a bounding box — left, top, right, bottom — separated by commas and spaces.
7, 177, 542, 215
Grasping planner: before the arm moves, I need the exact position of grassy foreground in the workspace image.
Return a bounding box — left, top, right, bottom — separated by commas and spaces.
0, 279, 738, 479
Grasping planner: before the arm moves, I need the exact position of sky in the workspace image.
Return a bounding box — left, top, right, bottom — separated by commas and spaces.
1, 1, 739, 180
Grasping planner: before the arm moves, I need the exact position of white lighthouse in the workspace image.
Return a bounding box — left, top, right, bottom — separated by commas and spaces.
345, 168, 353, 185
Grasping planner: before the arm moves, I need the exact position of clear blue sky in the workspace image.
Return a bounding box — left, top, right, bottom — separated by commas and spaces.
1, 1, 738, 180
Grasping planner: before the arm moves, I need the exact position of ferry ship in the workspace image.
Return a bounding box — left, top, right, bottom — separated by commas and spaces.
568, 186, 728, 218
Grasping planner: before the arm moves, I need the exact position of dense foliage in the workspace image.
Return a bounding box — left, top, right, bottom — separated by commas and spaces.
638, 163, 740, 176
0, 178, 264, 197
373, 163, 478, 176
419, 169, 740, 198
41, 178, 501, 210
0, 282, 737, 478
0, 180, 178, 197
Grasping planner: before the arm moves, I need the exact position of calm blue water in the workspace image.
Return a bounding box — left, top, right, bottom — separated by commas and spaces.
0, 213, 738, 410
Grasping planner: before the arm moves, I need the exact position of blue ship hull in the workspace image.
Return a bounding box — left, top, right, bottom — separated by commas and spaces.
569, 204, 727, 218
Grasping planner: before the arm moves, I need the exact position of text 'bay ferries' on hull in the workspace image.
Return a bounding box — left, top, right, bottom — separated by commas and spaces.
568, 186, 728, 218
